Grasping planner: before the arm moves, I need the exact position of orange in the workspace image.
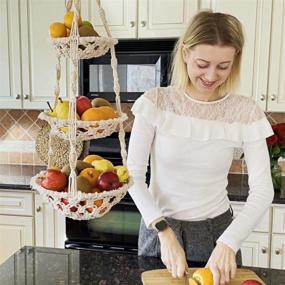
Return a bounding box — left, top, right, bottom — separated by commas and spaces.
50, 22, 67, 38
81, 107, 105, 121
83, 154, 103, 164
97, 106, 117, 119
79, 168, 100, 186
94, 199, 103, 208
192, 268, 213, 285
64, 11, 82, 29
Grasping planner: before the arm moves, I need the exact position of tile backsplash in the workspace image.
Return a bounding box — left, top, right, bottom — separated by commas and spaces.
0, 107, 284, 175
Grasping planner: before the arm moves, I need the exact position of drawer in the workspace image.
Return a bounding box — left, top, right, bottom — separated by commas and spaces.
272, 205, 285, 234
0, 191, 33, 216
230, 202, 270, 232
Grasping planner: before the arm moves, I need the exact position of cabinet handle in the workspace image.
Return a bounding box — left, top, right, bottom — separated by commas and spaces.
24, 94, 29, 100
36, 206, 41, 212
270, 94, 276, 101
16, 94, 21, 100
130, 21, 135, 28
141, 21, 146, 27
261, 247, 267, 254
260, 94, 266, 101
275, 248, 281, 255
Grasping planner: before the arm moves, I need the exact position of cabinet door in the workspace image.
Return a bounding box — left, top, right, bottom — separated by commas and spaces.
34, 194, 66, 248
20, 0, 69, 109
201, 0, 272, 110
267, 0, 285, 111
138, 0, 199, 38
81, 0, 137, 38
0, 0, 22, 108
0, 215, 33, 265
240, 232, 270, 268
270, 234, 285, 269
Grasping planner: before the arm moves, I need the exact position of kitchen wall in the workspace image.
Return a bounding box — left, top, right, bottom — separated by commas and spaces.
0, 107, 284, 175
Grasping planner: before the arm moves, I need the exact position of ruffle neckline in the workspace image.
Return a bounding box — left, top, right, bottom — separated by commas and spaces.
131, 95, 273, 143
183, 92, 232, 105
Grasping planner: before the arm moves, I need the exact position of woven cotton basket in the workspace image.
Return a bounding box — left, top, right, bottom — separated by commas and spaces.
31, 173, 133, 220
51, 36, 118, 59
38, 111, 128, 141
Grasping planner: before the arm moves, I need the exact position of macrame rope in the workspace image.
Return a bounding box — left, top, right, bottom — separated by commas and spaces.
96, 0, 127, 166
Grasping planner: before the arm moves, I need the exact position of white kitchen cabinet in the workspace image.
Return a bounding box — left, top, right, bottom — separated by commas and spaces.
0, 0, 69, 110
230, 201, 271, 268
270, 234, 285, 270
200, 0, 284, 112
0, 190, 65, 266
81, 0, 199, 39
34, 194, 66, 249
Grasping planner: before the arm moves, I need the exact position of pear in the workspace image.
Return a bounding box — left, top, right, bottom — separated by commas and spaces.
114, 165, 129, 183
76, 160, 93, 172
92, 159, 114, 172
55, 98, 70, 119
82, 20, 94, 29
76, 176, 92, 193
47, 101, 57, 117
91, 98, 112, 108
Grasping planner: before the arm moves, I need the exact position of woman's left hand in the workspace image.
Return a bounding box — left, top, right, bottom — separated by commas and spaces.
206, 241, 237, 285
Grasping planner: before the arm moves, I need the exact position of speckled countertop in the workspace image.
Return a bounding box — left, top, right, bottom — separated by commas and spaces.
0, 164, 284, 203
0, 246, 284, 285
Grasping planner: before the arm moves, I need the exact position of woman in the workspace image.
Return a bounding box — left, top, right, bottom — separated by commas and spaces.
127, 10, 274, 285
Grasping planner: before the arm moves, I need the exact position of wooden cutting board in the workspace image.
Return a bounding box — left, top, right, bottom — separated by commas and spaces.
142, 268, 265, 285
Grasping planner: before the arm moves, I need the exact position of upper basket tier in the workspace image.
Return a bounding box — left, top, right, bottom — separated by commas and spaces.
50, 36, 118, 59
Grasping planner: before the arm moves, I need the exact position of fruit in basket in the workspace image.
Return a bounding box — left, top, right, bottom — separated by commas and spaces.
94, 199, 103, 207
50, 22, 67, 38
64, 11, 82, 29
189, 268, 213, 285
61, 165, 79, 177
96, 171, 122, 191
82, 20, 94, 29
76, 96, 92, 116
92, 159, 114, 172
81, 106, 117, 121
40, 169, 67, 191
79, 168, 100, 186
55, 98, 69, 119
79, 25, 99, 37
83, 154, 103, 164
114, 166, 129, 183
91, 98, 112, 108
76, 176, 92, 193
241, 280, 263, 285
76, 160, 93, 172
97, 106, 117, 119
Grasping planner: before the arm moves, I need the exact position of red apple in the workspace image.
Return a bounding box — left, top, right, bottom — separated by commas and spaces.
242, 280, 263, 285
76, 96, 92, 116
40, 169, 67, 191
96, 171, 122, 191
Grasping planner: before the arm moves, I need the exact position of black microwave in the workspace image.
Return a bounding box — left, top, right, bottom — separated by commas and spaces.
79, 38, 177, 103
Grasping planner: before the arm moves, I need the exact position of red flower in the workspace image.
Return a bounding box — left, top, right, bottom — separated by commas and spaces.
275, 123, 285, 137
266, 134, 278, 146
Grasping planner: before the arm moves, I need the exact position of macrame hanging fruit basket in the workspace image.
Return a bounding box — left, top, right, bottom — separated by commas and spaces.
30, 0, 133, 220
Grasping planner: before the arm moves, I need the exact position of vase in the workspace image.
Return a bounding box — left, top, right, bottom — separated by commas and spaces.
271, 159, 282, 191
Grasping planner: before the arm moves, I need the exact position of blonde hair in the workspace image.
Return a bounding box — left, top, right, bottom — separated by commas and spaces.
170, 10, 244, 97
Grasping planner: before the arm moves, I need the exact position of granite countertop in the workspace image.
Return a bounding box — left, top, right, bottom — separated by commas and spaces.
0, 164, 284, 203
0, 246, 284, 285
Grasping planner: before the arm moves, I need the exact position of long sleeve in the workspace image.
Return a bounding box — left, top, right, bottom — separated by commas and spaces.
127, 113, 164, 228
217, 139, 274, 253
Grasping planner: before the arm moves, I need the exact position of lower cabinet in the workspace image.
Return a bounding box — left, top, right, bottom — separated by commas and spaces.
231, 202, 285, 269
0, 190, 65, 266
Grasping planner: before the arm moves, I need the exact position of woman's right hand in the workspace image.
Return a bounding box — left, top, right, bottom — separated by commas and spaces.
158, 227, 189, 278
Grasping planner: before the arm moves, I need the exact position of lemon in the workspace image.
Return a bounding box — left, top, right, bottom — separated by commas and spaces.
64, 11, 82, 29
49, 22, 67, 38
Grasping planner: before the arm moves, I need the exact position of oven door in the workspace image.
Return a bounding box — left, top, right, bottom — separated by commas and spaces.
65, 194, 141, 253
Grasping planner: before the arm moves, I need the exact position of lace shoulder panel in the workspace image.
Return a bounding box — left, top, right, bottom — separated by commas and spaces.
143, 86, 266, 125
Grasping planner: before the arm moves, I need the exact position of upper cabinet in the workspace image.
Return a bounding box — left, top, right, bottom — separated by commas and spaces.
81, 0, 199, 39
0, 0, 69, 110
201, 0, 285, 112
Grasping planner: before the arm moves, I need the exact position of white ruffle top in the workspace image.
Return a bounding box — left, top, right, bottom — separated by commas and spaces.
127, 86, 274, 253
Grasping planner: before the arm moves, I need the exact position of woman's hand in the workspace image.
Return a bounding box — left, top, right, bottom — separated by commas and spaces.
206, 241, 237, 285
158, 227, 188, 278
